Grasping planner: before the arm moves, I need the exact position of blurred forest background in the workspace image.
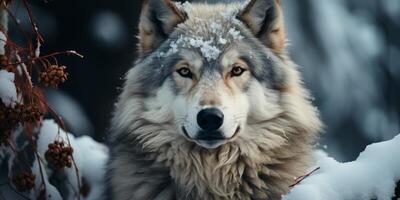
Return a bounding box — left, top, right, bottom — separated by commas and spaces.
9, 0, 399, 162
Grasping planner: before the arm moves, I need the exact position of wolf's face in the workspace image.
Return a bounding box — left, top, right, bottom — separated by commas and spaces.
165, 24, 288, 148
113, 0, 319, 151
131, 0, 287, 149
170, 47, 252, 149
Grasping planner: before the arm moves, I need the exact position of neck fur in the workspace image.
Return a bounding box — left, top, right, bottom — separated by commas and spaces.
150, 116, 315, 200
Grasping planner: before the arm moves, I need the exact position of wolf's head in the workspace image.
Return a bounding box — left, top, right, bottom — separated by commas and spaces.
112, 0, 321, 150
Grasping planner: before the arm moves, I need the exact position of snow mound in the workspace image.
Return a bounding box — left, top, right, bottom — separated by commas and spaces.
284, 134, 400, 200
0, 70, 18, 107
35, 120, 109, 200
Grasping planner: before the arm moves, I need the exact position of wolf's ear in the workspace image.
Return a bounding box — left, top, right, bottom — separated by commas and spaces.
138, 0, 187, 57
238, 0, 285, 53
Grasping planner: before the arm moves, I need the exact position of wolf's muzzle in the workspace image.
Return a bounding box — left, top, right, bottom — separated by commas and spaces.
197, 108, 224, 131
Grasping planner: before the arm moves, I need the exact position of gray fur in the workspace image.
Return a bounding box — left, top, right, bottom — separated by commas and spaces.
107, 1, 322, 199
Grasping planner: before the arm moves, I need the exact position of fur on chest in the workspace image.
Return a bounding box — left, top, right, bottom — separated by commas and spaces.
145, 140, 311, 200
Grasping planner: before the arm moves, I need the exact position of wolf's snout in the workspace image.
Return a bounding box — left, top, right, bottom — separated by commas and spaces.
197, 108, 224, 131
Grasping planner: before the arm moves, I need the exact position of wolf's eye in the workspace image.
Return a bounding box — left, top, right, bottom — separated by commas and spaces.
176, 67, 193, 79
231, 65, 246, 77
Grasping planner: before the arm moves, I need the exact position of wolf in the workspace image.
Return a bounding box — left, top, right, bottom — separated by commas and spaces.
107, 0, 322, 199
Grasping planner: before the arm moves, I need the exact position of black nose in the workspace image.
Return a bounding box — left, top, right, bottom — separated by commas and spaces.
197, 108, 224, 131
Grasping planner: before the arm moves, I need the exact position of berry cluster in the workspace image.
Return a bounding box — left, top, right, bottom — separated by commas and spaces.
0, 103, 19, 144
39, 65, 68, 88
45, 141, 73, 170
0, 102, 43, 144
13, 104, 43, 124
12, 171, 36, 192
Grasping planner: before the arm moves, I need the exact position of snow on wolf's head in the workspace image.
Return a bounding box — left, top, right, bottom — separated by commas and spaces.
111, 0, 321, 151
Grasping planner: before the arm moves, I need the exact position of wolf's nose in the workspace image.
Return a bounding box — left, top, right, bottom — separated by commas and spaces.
197, 108, 224, 131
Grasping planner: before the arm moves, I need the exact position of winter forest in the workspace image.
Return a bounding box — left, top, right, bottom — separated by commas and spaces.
0, 0, 399, 199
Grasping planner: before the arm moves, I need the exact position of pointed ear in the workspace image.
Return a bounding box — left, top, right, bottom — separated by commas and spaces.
138, 0, 187, 57
238, 0, 286, 53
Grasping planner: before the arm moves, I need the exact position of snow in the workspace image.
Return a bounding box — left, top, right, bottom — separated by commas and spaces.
228, 28, 244, 40
284, 134, 400, 200
158, 25, 243, 61
157, 3, 246, 61
35, 120, 109, 200
188, 37, 221, 61
0, 70, 18, 107
174, 1, 192, 13
210, 21, 223, 32
218, 37, 227, 45
158, 35, 223, 62
0, 31, 6, 55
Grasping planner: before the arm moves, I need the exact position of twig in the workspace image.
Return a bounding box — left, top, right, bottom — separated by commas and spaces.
15, 53, 33, 88
35, 151, 47, 190
21, 0, 43, 43
289, 167, 320, 188
9, 50, 84, 66
65, 176, 80, 198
